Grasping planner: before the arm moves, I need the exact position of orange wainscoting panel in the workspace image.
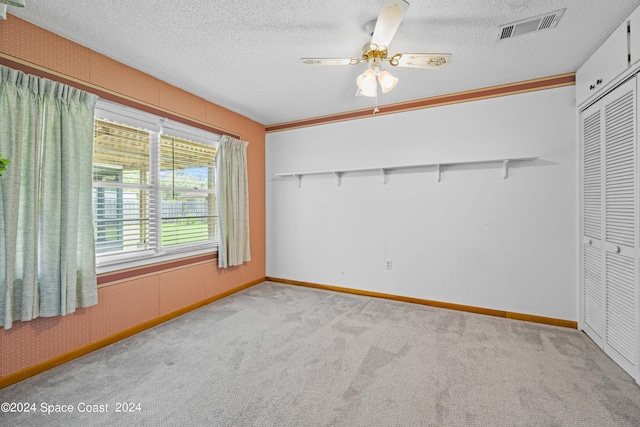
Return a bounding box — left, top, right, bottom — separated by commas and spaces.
1, 307, 94, 376
91, 275, 161, 342
207, 102, 241, 135
89, 52, 162, 108
1, 15, 92, 83
207, 264, 242, 297
158, 81, 209, 125
159, 263, 209, 315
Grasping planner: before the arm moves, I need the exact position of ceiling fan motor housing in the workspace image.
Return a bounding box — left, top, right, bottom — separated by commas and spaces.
362, 43, 388, 62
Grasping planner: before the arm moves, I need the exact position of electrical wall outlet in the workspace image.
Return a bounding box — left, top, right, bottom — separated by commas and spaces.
385, 259, 392, 270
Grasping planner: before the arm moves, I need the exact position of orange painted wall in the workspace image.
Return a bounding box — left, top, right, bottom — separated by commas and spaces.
0, 16, 266, 380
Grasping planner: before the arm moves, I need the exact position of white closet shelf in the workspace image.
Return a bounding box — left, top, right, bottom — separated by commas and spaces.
275, 155, 539, 187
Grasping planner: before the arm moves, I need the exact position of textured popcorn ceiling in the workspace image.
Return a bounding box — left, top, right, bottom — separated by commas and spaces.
7, 0, 640, 125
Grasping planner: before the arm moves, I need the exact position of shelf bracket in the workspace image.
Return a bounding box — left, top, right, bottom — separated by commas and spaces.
436, 164, 441, 182
334, 171, 342, 187
502, 160, 509, 179
294, 174, 302, 188
380, 169, 387, 185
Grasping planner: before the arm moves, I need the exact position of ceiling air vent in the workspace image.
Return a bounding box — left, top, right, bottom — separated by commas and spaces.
498, 8, 566, 41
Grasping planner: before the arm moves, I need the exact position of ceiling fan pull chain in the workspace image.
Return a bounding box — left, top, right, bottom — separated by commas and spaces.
373, 89, 380, 114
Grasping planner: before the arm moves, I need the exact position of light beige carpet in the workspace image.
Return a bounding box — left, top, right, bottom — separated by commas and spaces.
2, 281, 640, 426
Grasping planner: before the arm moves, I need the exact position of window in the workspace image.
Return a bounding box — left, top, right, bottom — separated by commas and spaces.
92, 101, 219, 268
159, 134, 216, 248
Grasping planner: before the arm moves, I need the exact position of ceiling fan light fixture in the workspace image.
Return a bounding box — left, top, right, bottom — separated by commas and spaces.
377, 70, 398, 93
359, 86, 377, 97
300, 0, 451, 112
357, 68, 377, 92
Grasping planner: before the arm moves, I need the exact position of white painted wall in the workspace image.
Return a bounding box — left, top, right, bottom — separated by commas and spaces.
266, 86, 578, 321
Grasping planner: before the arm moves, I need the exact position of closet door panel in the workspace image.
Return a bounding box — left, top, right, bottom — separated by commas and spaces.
604, 85, 636, 248
602, 77, 638, 378
583, 107, 603, 240
584, 242, 604, 339
582, 100, 605, 344
605, 252, 637, 367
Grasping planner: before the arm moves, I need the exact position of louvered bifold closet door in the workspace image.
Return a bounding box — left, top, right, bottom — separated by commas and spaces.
582, 103, 604, 343
603, 77, 638, 377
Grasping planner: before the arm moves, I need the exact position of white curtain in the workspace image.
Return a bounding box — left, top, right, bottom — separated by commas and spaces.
0, 65, 98, 329
215, 135, 250, 268
0, 0, 25, 20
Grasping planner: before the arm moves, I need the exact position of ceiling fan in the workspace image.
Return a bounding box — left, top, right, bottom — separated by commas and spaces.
299, 0, 452, 107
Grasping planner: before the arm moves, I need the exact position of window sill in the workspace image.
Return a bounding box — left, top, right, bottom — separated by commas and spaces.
97, 246, 218, 287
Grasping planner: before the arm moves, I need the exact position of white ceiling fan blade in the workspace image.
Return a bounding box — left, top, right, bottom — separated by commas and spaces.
299, 58, 361, 66
389, 53, 453, 68
370, 0, 410, 50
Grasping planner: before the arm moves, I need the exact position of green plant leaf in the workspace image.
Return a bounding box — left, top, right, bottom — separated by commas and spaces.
0, 155, 11, 176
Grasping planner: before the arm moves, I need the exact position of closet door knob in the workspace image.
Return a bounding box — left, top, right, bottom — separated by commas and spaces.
615, 245, 621, 254
588, 239, 593, 245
